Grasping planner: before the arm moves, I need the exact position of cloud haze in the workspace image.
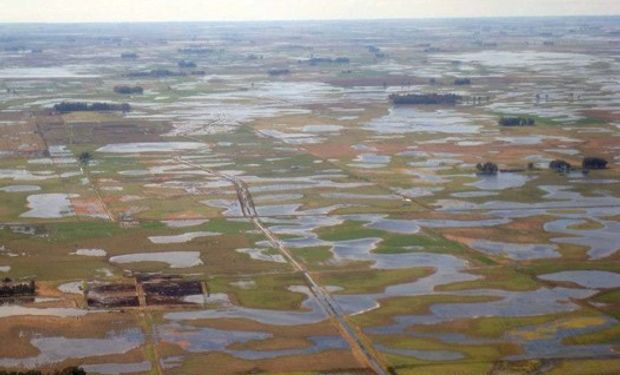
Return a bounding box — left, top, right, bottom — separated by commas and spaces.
0, 0, 618, 23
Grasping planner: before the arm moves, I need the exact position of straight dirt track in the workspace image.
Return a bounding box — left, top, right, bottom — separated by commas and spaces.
176, 157, 389, 375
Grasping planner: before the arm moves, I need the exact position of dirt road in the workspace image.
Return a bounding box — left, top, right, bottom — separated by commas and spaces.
176, 157, 389, 375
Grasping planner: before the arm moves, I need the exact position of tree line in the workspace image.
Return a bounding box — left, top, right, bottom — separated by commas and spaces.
268, 68, 290, 76
127, 69, 205, 78
550, 157, 609, 172
53, 102, 131, 113
390, 93, 460, 105
453, 78, 471, 85
0, 278, 35, 298
0, 367, 86, 375
476, 156, 609, 177
113, 85, 144, 95
498, 116, 536, 126
177, 60, 197, 68
302, 57, 350, 65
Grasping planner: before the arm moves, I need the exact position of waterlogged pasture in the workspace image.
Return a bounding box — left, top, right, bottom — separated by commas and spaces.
0, 17, 619, 375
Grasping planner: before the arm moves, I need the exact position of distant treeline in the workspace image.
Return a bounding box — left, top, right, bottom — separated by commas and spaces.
178, 47, 213, 54
301, 57, 350, 65
126, 69, 205, 78
454, 78, 472, 85
53, 102, 131, 113
113, 85, 144, 95
0, 367, 86, 375
177, 60, 197, 68
498, 116, 536, 126
4, 46, 42, 53
390, 93, 460, 105
4, 46, 27, 52
268, 68, 290, 76
120, 52, 138, 59
0, 278, 35, 298
367, 45, 385, 58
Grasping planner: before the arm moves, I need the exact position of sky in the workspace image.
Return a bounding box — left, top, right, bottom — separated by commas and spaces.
0, 0, 618, 23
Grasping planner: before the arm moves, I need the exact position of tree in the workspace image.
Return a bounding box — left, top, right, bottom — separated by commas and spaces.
476, 162, 498, 176
549, 159, 571, 173
78, 151, 92, 166
582, 157, 608, 170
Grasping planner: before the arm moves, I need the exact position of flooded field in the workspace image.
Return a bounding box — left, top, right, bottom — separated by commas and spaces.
0, 17, 619, 375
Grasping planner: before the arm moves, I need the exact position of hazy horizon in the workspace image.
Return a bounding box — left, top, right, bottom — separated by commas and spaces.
0, 0, 619, 23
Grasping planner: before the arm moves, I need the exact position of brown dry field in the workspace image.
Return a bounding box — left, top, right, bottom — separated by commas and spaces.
38, 114, 170, 145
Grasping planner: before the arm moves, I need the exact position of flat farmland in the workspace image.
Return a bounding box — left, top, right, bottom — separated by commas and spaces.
0, 18, 619, 375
